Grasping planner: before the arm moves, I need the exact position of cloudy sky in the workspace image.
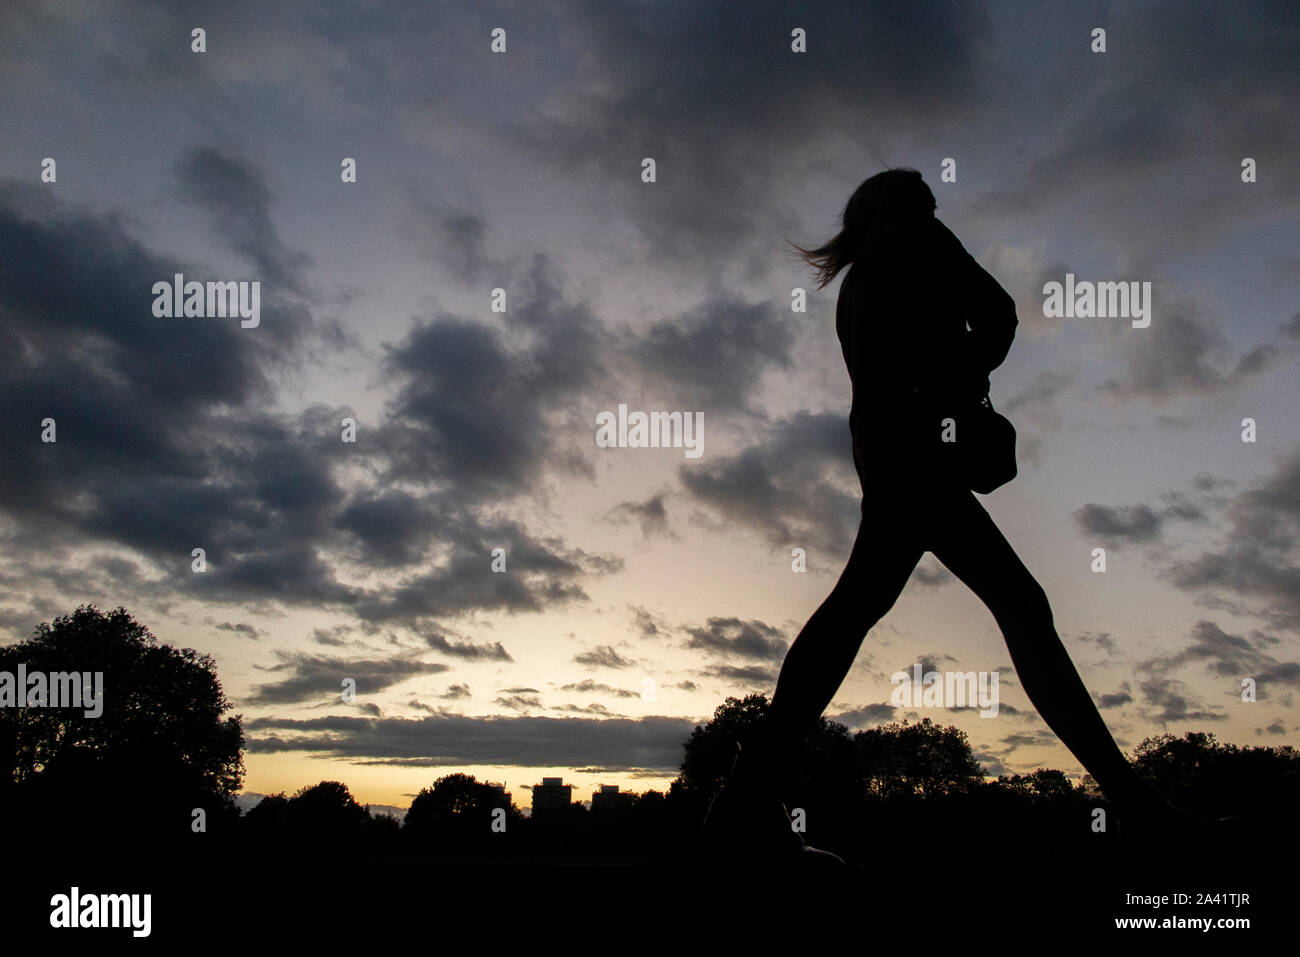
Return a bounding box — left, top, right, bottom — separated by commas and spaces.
1, 0, 1296, 810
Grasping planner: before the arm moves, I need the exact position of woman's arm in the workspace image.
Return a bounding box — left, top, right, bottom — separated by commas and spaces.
931, 219, 1018, 394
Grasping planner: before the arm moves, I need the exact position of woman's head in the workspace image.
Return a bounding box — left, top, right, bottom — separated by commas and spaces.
790, 167, 936, 288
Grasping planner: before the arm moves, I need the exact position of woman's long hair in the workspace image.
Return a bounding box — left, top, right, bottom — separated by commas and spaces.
789, 168, 937, 289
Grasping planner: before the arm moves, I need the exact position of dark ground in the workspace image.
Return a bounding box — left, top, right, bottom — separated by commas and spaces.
7, 837, 1273, 944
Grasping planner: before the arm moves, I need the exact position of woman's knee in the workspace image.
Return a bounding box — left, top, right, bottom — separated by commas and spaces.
1024, 581, 1054, 624
819, 579, 892, 635
984, 574, 1053, 628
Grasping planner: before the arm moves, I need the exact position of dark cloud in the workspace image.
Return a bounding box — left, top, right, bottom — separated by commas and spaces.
310, 625, 353, 646
496, 692, 543, 711
629, 606, 665, 639
0, 183, 618, 629
913, 654, 956, 677
421, 630, 513, 662
685, 617, 787, 662
999, 732, 1053, 749
0, 182, 266, 418
573, 645, 636, 669
1135, 675, 1227, 726
1192, 474, 1233, 494
551, 702, 618, 716
1076, 632, 1117, 656
335, 491, 444, 567
246, 712, 695, 771
624, 298, 794, 414
214, 621, 262, 639
1098, 306, 1280, 400
1094, 687, 1133, 709
972, 0, 1300, 255
604, 493, 675, 540
347, 513, 614, 624
558, 680, 640, 699
679, 410, 858, 552
1256, 662, 1300, 692
188, 536, 357, 608
376, 253, 609, 496
1132, 618, 1300, 719
1131, 615, 1300, 719
1163, 446, 1300, 632
1073, 503, 1163, 544
1162, 621, 1271, 679
515, 0, 995, 271
1155, 490, 1207, 524
827, 703, 897, 729
404, 196, 498, 284
246, 651, 450, 706
1284, 312, 1300, 340
174, 146, 310, 294
0, 182, 363, 610
569, 767, 671, 781
698, 664, 778, 685
377, 317, 548, 491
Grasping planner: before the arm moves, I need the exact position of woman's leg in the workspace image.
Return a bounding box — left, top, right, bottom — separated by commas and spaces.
703, 478, 924, 853
925, 488, 1163, 808
760, 497, 926, 777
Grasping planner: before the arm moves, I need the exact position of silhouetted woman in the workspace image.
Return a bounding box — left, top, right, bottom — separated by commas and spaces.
705, 168, 1194, 860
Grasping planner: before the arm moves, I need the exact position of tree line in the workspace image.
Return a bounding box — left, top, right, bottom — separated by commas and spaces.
2, 606, 1294, 864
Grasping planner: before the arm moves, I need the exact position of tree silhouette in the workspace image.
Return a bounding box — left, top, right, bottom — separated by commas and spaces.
995, 768, 1078, 800
854, 717, 983, 800
0, 605, 244, 848
243, 791, 290, 835
677, 693, 855, 815
404, 772, 517, 854
678, 693, 773, 800
407, 772, 491, 828
1131, 731, 1298, 826
286, 780, 370, 835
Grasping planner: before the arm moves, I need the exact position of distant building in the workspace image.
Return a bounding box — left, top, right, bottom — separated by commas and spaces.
483, 782, 512, 810
531, 776, 572, 814
591, 784, 633, 814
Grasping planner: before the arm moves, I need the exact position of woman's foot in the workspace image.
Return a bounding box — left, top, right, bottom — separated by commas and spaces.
702, 739, 845, 865
1110, 788, 1239, 843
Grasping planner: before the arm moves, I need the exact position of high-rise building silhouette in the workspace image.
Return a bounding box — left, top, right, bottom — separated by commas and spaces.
591, 784, 632, 813
484, 782, 511, 810
531, 777, 572, 814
